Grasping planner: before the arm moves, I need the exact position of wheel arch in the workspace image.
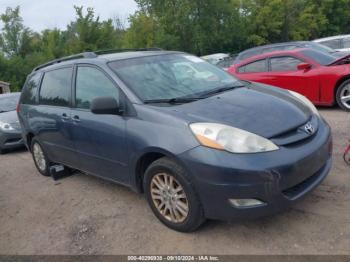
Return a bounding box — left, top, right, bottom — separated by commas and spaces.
26, 132, 35, 152
132, 148, 183, 193
334, 75, 350, 104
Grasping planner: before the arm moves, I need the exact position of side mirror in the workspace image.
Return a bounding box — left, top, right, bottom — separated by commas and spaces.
91, 97, 121, 115
297, 63, 312, 71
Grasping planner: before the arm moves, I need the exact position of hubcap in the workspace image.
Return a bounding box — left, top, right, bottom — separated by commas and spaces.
340, 84, 350, 109
150, 173, 189, 223
33, 143, 46, 171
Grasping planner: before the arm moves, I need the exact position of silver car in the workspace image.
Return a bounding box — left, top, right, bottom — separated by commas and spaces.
0, 92, 24, 154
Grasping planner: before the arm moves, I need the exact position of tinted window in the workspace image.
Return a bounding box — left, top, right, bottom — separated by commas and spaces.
21, 73, 41, 104
320, 39, 341, 49
270, 56, 302, 71
301, 49, 336, 65
305, 42, 334, 53
75, 66, 119, 109
39, 67, 72, 107
0, 94, 20, 112
343, 37, 350, 48
109, 54, 238, 101
238, 59, 266, 73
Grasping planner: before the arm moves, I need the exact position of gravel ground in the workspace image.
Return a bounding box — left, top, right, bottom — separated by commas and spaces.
0, 108, 349, 255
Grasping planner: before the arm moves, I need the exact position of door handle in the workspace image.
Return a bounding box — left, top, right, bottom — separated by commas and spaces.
61, 113, 70, 121
72, 115, 80, 123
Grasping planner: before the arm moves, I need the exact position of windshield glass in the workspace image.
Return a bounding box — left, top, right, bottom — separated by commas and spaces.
306, 42, 335, 53
0, 94, 19, 112
301, 49, 337, 65
109, 54, 240, 101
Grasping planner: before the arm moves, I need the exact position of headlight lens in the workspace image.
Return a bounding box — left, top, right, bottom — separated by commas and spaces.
190, 123, 279, 153
0, 121, 15, 131
288, 90, 320, 116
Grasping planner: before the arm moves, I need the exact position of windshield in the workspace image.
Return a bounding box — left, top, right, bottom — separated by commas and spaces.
0, 94, 19, 112
306, 42, 335, 53
301, 49, 337, 65
109, 54, 240, 101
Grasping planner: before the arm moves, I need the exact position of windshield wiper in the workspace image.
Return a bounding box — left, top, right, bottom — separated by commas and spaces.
144, 97, 203, 104
198, 84, 245, 98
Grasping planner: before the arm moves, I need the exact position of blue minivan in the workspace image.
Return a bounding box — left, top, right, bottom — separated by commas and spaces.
18, 49, 332, 232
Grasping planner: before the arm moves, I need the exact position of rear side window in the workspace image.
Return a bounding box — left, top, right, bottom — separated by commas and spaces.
343, 37, 350, 48
270, 56, 302, 71
21, 73, 41, 104
320, 39, 341, 49
75, 66, 119, 109
39, 67, 72, 107
238, 59, 266, 73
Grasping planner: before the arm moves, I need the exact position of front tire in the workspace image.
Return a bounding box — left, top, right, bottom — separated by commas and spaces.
143, 157, 205, 232
31, 138, 51, 176
336, 80, 350, 111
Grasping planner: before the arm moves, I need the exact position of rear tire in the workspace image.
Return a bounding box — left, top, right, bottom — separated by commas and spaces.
336, 80, 350, 111
143, 157, 205, 232
31, 138, 51, 176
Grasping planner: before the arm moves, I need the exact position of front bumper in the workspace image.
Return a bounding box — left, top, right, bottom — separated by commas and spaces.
178, 118, 332, 221
0, 130, 24, 150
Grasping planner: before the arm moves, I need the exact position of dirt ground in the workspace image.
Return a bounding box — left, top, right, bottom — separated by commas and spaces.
0, 108, 349, 255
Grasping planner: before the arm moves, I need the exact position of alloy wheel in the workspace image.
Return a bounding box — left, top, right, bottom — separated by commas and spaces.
33, 143, 46, 172
340, 83, 350, 109
150, 173, 189, 223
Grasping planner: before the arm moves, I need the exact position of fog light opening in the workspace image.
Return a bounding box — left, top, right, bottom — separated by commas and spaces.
229, 198, 266, 208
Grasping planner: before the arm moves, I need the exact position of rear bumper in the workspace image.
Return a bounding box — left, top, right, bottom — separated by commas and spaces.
0, 130, 24, 150
178, 118, 332, 221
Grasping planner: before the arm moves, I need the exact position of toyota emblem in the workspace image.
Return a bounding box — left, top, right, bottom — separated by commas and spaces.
304, 122, 315, 135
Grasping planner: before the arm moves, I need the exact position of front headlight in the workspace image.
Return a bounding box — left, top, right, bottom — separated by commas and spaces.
190, 123, 279, 153
288, 90, 320, 116
0, 121, 15, 131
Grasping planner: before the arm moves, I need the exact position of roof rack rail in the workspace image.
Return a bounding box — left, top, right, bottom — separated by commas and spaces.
33, 48, 163, 72
94, 47, 163, 55
33, 52, 97, 72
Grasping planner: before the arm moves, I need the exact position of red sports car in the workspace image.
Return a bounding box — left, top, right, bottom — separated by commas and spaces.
228, 48, 350, 111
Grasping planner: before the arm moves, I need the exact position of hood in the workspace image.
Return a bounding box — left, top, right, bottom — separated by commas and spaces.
328, 54, 350, 66
167, 83, 312, 138
0, 110, 21, 129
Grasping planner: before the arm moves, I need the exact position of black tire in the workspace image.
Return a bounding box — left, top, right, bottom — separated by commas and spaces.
143, 157, 205, 232
0, 148, 6, 154
336, 80, 350, 112
30, 138, 51, 176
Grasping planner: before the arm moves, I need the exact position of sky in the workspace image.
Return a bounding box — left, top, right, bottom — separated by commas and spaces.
0, 0, 138, 32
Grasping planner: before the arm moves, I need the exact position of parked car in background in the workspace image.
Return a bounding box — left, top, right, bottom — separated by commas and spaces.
201, 53, 230, 65
313, 34, 350, 52
235, 41, 347, 64
215, 56, 237, 70
0, 92, 24, 154
18, 49, 331, 232
228, 48, 350, 111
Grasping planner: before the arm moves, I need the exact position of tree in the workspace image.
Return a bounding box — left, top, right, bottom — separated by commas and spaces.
0, 6, 32, 57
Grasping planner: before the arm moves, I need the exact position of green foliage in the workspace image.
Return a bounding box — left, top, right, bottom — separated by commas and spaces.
1, 1, 350, 91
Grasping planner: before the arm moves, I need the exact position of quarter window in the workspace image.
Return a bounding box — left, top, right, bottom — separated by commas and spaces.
75, 66, 119, 109
21, 73, 41, 104
238, 59, 266, 73
270, 56, 302, 72
39, 67, 72, 107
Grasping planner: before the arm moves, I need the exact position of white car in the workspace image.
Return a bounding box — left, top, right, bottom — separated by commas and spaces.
313, 34, 350, 52
201, 53, 230, 65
